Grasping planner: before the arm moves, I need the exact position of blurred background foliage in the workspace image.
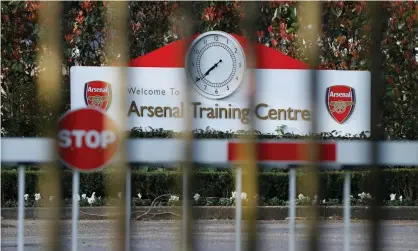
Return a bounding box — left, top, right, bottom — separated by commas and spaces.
1, 1, 417, 139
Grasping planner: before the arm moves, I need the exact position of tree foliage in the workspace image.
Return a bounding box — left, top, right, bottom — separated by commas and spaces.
1, 1, 417, 139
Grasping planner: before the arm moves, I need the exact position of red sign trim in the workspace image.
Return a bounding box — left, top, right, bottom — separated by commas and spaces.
228, 142, 337, 162
129, 33, 308, 70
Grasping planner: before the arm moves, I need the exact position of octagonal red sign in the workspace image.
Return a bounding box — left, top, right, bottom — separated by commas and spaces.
57, 108, 120, 172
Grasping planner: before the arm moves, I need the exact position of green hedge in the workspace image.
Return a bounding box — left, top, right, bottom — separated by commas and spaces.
2, 169, 417, 203
127, 127, 371, 139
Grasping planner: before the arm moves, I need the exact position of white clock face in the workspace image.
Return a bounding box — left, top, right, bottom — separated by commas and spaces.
185, 31, 246, 99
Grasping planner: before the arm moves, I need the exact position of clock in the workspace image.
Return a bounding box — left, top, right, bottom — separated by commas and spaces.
185, 31, 246, 99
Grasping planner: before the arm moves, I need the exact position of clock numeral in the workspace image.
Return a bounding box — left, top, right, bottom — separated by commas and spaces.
215, 89, 218, 94
227, 86, 229, 91
192, 62, 194, 67
235, 48, 238, 53
204, 39, 207, 45
214, 36, 219, 41
226, 39, 229, 44
204, 85, 207, 90
239, 62, 241, 68
236, 76, 239, 80
195, 49, 199, 54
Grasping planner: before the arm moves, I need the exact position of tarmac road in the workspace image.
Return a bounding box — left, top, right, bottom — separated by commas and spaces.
1, 220, 418, 251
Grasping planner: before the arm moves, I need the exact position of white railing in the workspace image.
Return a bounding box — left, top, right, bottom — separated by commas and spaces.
2, 138, 418, 251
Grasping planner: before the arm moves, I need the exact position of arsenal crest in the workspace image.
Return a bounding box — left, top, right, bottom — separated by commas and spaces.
84, 81, 112, 111
326, 85, 356, 124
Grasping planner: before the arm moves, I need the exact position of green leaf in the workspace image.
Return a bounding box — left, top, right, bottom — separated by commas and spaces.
12, 62, 23, 72
332, 7, 342, 17
272, 8, 279, 21
291, 6, 297, 18
385, 89, 394, 97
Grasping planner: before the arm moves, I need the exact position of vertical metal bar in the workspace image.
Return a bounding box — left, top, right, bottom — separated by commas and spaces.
125, 168, 132, 251
17, 165, 25, 251
368, 3, 385, 251
36, 2, 63, 250
175, 3, 195, 251
180, 146, 196, 251
235, 167, 243, 251
288, 167, 296, 251
296, 2, 322, 251
343, 170, 351, 251
239, 2, 261, 251
72, 170, 79, 251
103, 2, 129, 251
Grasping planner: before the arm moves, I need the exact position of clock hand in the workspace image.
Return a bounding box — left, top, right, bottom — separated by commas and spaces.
195, 59, 222, 82
203, 59, 222, 76
196, 60, 222, 82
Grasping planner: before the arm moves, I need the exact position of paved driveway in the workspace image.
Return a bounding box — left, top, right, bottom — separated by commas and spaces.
2, 220, 418, 251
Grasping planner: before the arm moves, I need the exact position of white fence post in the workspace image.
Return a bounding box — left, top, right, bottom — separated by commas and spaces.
17, 165, 25, 251
289, 167, 296, 251
343, 170, 351, 251
72, 170, 80, 251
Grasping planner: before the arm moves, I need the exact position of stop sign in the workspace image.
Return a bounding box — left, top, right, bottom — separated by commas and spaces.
57, 108, 120, 172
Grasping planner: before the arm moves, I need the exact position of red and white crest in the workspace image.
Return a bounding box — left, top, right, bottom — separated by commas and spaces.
84, 81, 112, 110
326, 85, 356, 124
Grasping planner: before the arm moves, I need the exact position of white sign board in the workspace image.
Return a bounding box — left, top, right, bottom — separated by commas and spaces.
70, 66, 370, 135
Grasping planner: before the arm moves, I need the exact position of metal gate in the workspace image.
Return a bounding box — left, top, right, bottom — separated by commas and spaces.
1, 2, 417, 251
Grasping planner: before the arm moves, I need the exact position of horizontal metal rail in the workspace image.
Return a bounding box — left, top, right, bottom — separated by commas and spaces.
4, 138, 417, 251
2, 138, 418, 166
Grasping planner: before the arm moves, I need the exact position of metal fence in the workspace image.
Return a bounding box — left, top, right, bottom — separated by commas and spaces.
1, 2, 417, 251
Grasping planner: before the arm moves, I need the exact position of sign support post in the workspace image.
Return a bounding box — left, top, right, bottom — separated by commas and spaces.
288, 167, 296, 251
17, 165, 25, 251
344, 170, 351, 251
72, 170, 79, 251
